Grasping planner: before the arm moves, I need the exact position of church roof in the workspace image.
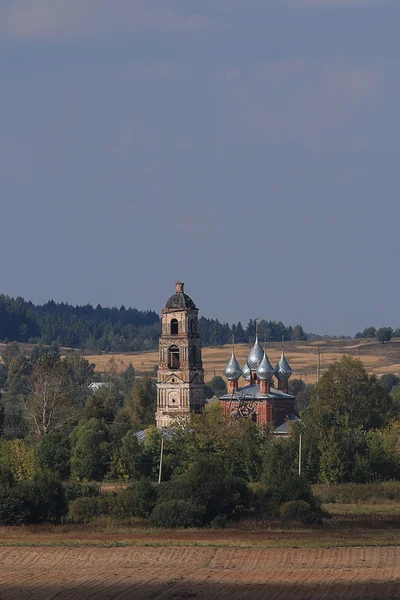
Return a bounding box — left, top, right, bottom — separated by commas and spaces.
220, 384, 295, 401
165, 293, 196, 310
165, 283, 196, 310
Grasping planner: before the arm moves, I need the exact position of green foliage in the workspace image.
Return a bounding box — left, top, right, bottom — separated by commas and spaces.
355, 326, 376, 339
207, 376, 227, 397
18, 471, 68, 524
62, 481, 100, 504
130, 478, 158, 518
108, 489, 138, 519
306, 356, 391, 432
376, 327, 393, 344
109, 429, 141, 481
37, 432, 71, 480
380, 373, 400, 394
0, 439, 37, 481
149, 500, 206, 528
280, 500, 319, 524
0, 464, 15, 487
83, 391, 119, 422
68, 496, 108, 524
159, 456, 251, 524
70, 419, 111, 481
125, 375, 156, 429
0, 487, 28, 525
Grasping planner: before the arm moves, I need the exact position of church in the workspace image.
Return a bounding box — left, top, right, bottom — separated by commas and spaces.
219, 334, 296, 428
155, 282, 206, 428
155, 282, 296, 430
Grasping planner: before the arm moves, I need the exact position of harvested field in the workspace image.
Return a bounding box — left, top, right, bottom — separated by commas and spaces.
1, 545, 400, 599
85, 338, 400, 383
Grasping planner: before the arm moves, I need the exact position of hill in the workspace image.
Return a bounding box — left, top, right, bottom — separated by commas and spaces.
84, 338, 400, 383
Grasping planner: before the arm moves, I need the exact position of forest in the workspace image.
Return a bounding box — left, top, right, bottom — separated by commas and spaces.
0, 293, 307, 352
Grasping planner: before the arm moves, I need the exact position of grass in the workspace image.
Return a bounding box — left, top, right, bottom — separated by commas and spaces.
313, 482, 400, 504
326, 503, 400, 516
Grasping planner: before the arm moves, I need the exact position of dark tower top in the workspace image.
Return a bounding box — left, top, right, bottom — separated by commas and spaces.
165, 282, 196, 311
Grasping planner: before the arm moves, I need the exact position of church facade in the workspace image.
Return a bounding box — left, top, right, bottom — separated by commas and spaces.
219, 331, 296, 427
155, 282, 206, 429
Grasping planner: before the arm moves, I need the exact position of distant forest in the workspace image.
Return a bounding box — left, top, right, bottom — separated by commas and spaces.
0, 294, 308, 352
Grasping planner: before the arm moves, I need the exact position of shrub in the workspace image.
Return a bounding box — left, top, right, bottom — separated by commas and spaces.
149, 500, 205, 528
68, 496, 109, 524
280, 500, 320, 525
0, 464, 15, 488
131, 478, 157, 518
63, 481, 100, 504
109, 489, 137, 519
0, 487, 29, 525
18, 472, 68, 524
157, 457, 251, 524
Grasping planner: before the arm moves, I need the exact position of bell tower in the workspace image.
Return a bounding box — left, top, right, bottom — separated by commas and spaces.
156, 282, 205, 428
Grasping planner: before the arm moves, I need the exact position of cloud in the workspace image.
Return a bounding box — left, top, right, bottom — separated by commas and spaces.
0, 0, 386, 42
0, 0, 222, 41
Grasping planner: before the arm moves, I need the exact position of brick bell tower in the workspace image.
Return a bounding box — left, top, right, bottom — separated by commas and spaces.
156, 282, 206, 429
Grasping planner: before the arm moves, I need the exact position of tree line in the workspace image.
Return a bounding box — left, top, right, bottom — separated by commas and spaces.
2, 343, 400, 527
0, 293, 307, 352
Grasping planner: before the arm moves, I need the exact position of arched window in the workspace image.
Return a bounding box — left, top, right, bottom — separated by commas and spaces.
191, 346, 197, 366
168, 345, 180, 370
170, 319, 179, 335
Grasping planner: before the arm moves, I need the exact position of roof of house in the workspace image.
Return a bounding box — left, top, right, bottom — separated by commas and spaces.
220, 384, 295, 401
274, 414, 300, 435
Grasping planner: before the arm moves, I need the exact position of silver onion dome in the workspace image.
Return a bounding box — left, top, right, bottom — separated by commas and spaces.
246, 336, 264, 371
224, 350, 242, 381
242, 362, 251, 381
274, 351, 293, 381
256, 351, 274, 380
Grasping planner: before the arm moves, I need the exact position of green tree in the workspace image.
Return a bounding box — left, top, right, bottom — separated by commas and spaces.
109, 430, 141, 481
70, 418, 111, 481
292, 325, 307, 341
125, 375, 156, 428
121, 363, 135, 396
207, 376, 227, 397
379, 373, 400, 394
376, 327, 393, 344
37, 432, 71, 480
306, 356, 391, 432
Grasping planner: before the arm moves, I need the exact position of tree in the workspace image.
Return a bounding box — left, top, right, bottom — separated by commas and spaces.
21, 356, 78, 438
37, 432, 71, 480
306, 356, 391, 432
360, 326, 376, 339
379, 373, 400, 395
207, 376, 227, 398
121, 363, 135, 396
125, 375, 156, 429
376, 327, 393, 344
70, 418, 111, 481
292, 325, 307, 341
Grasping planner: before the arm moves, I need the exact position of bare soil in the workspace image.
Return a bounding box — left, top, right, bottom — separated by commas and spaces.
1, 544, 400, 599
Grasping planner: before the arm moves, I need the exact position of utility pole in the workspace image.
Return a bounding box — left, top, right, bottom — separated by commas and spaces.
316, 346, 321, 383
158, 436, 164, 484
298, 430, 302, 476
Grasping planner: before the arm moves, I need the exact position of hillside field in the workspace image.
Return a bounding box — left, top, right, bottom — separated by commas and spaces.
85, 338, 400, 383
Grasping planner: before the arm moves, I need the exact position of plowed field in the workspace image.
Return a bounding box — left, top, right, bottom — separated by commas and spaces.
1, 546, 400, 599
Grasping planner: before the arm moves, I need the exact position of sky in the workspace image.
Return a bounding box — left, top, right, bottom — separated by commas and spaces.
1, 0, 399, 336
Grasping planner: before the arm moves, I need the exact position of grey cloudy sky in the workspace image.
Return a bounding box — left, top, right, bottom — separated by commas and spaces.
1, 0, 399, 335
